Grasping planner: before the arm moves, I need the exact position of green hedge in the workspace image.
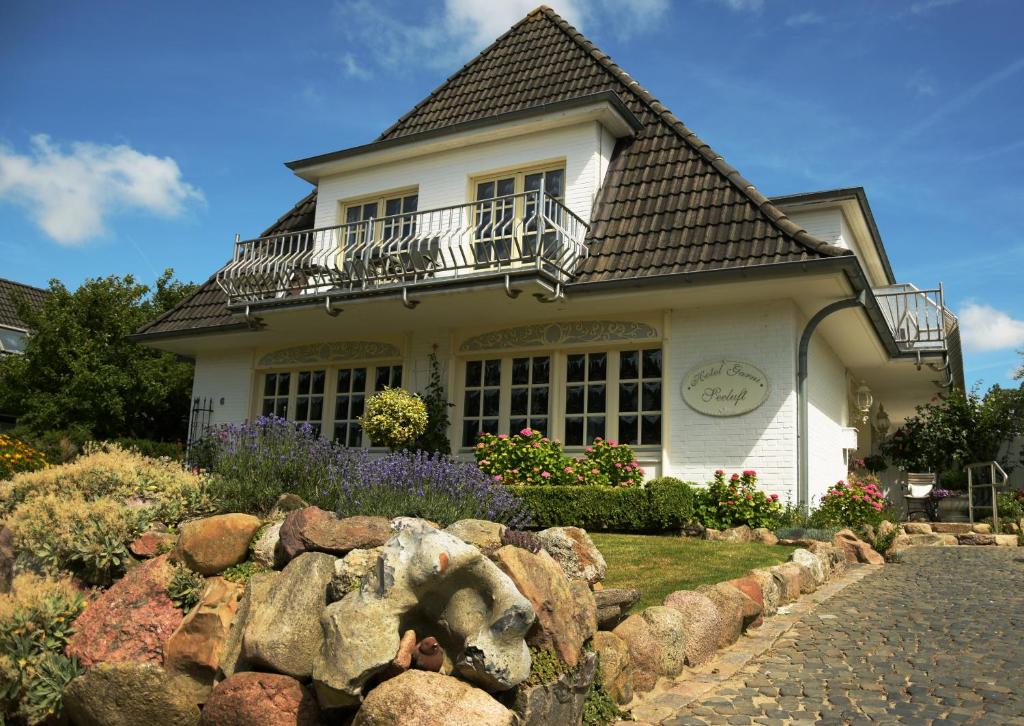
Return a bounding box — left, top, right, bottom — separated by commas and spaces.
509, 477, 697, 532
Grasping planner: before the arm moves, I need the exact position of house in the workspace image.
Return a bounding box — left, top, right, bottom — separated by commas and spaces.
0, 277, 49, 430
133, 6, 963, 508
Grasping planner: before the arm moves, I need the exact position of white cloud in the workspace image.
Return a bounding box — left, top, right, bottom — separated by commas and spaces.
906, 68, 937, 96
959, 302, 1024, 353
0, 135, 202, 245
340, 53, 373, 80
785, 11, 823, 27
909, 0, 961, 15
332, 0, 667, 74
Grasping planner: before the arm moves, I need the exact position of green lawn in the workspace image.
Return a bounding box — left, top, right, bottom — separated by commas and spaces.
592, 533, 794, 610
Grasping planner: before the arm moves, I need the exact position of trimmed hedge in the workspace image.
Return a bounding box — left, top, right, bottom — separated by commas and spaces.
509, 477, 697, 532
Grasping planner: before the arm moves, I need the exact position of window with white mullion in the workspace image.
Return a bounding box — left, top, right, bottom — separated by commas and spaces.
294, 369, 326, 434
261, 372, 291, 418
508, 355, 551, 436
618, 348, 663, 446
563, 352, 608, 446
462, 358, 503, 447
333, 366, 367, 447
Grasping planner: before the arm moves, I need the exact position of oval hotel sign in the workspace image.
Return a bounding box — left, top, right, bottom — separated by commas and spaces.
682, 360, 770, 417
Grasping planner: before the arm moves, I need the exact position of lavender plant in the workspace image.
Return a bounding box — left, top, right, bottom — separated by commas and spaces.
205, 416, 529, 527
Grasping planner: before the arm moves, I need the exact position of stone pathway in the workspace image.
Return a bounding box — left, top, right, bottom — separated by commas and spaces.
629, 548, 1024, 725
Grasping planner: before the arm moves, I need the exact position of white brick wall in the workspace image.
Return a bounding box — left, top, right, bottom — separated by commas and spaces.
663, 300, 799, 501
806, 334, 851, 505
788, 208, 845, 248
313, 122, 610, 228
191, 350, 256, 428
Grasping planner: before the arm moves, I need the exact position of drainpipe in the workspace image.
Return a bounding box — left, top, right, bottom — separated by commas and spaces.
797, 291, 867, 509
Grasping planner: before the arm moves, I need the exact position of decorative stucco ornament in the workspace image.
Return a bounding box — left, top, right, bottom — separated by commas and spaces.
258, 341, 400, 367
459, 320, 657, 352
681, 360, 770, 417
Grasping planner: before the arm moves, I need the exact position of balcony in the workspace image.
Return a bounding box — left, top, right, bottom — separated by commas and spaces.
216, 191, 589, 306
873, 283, 958, 354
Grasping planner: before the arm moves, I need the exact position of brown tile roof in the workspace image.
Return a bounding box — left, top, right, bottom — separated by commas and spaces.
0, 278, 48, 331
137, 7, 847, 339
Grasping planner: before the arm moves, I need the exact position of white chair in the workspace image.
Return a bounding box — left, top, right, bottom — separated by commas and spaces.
904, 473, 935, 521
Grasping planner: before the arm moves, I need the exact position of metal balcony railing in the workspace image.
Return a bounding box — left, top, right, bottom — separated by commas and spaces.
216, 191, 589, 306
873, 283, 958, 353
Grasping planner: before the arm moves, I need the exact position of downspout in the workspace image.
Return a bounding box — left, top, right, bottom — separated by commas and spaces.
797, 291, 867, 509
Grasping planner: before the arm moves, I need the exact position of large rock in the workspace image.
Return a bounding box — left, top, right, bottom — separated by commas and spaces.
277, 507, 390, 564
353, 670, 515, 726
661, 590, 723, 666
748, 568, 781, 617
130, 528, 176, 559
995, 534, 1019, 546
751, 527, 779, 545
242, 552, 334, 679
592, 631, 633, 704
445, 519, 507, 552
512, 650, 597, 725
534, 526, 608, 585
808, 542, 847, 578
726, 575, 765, 628
791, 548, 827, 586
314, 521, 535, 708
696, 582, 760, 647
769, 563, 803, 603
0, 525, 15, 593
612, 606, 687, 692
66, 554, 182, 667
327, 546, 383, 602
218, 571, 279, 680
200, 672, 321, 726
958, 532, 996, 545
705, 525, 753, 543
494, 545, 597, 667
176, 514, 262, 576
63, 662, 200, 726
594, 587, 640, 630
833, 529, 885, 565
889, 532, 958, 554
249, 521, 281, 570
903, 522, 932, 534
164, 576, 244, 703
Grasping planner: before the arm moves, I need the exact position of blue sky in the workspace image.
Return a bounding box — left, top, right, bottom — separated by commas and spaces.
1, 0, 1022, 388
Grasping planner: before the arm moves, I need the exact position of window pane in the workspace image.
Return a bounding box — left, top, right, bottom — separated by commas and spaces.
274, 399, 288, 417
619, 383, 638, 412
497, 178, 515, 196
262, 399, 275, 416
642, 382, 662, 412
532, 418, 548, 437
565, 418, 584, 446
296, 397, 309, 420
642, 414, 662, 445
588, 384, 606, 413
263, 375, 276, 397
565, 385, 584, 414
298, 371, 311, 394
643, 349, 662, 379
466, 360, 482, 387
511, 357, 530, 385
463, 421, 479, 448
484, 359, 501, 387
477, 181, 495, 200
587, 417, 605, 442
350, 395, 365, 417
310, 398, 323, 420
346, 206, 361, 223
336, 395, 349, 416
545, 169, 564, 198
532, 356, 550, 384
510, 387, 528, 415
348, 424, 363, 447
277, 373, 290, 394
510, 418, 527, 434
482, 389, 500, 416
403, 195, 418, 213
385, 198, 401, 216
524, 172, 542, 192
312, 370, 325, 395
363, 202, 378, 219
588, 353, 607, 381
352, 368, 366, 391
531, 387, 548, 416
620, 350, 639, 380
337, 368, 351, 392
619, 415, 638, 445
375, 367, 390, 391
464, 389, 481, 416
392, 366, 403, 388
482, 419, 499, 435
566, 354, 585, 382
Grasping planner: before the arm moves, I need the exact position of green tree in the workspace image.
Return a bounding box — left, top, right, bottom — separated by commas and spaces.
0, 270, 197, 441
881, 385, 1024, 477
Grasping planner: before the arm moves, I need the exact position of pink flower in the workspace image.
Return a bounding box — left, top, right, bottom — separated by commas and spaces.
615, 463, 623, 469
608, 440, 617, 447
743, 469, 757, 477
532, 443, 541, 449
480, 459, 490, 466
578, 475, 585, 481
520, 428, 533, 437
541, 471, 551, 479
715, 469, 725, 476
541, 437, 549, 443
731, 474, 740, 481
493, 474, 503, 482
512, 468, 520, 474
585, 447, 594, 453
770, 493, 780, 501
498, 434, 509, 440
476, 443, 485, 449
564, 466, 573, 473
591, 469, 600, 475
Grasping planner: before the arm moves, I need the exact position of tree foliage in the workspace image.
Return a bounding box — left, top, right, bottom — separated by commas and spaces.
0, 270, 196, 441
880, 386, 1024, 475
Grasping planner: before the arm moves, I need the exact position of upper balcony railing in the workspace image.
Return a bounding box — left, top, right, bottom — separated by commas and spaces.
217, 191, 589, 306
873, 283, 958, 353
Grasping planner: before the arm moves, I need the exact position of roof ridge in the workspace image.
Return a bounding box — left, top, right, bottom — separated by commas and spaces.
0, 277, 49, 294
535, 6, 848, 259
375, 7, 549, 141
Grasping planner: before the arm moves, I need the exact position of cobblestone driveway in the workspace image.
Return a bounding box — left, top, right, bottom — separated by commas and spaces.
665, 548, 1024, 725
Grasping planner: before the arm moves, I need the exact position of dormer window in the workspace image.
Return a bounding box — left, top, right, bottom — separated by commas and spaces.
342, 191, 419, 248
472, 165, 564, 263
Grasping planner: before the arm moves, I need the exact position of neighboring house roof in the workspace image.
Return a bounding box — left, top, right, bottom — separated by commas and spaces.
0, 278, 48, 331
136, 6, 848, 339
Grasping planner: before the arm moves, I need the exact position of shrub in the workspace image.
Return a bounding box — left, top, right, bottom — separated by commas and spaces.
475, 430, 644, 488
413, 349, 453, 455
814, 470, 887, 529
222, 561, 267, 584
509, 478, 696, 532
0, 574, 85, 725
997, 490, 1024, 532
110, 438, 185, 461
205, 417, 529, 527
167, 565, 205, 613
359, 387, 428, 451
0, 442, 213, 525
7, 494, 145, 586
0, 434, 47, 480
694, 471, 783, 530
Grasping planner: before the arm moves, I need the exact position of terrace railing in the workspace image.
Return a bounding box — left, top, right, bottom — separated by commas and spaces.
216, 190, 589, 306
873, 283, 958, 353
